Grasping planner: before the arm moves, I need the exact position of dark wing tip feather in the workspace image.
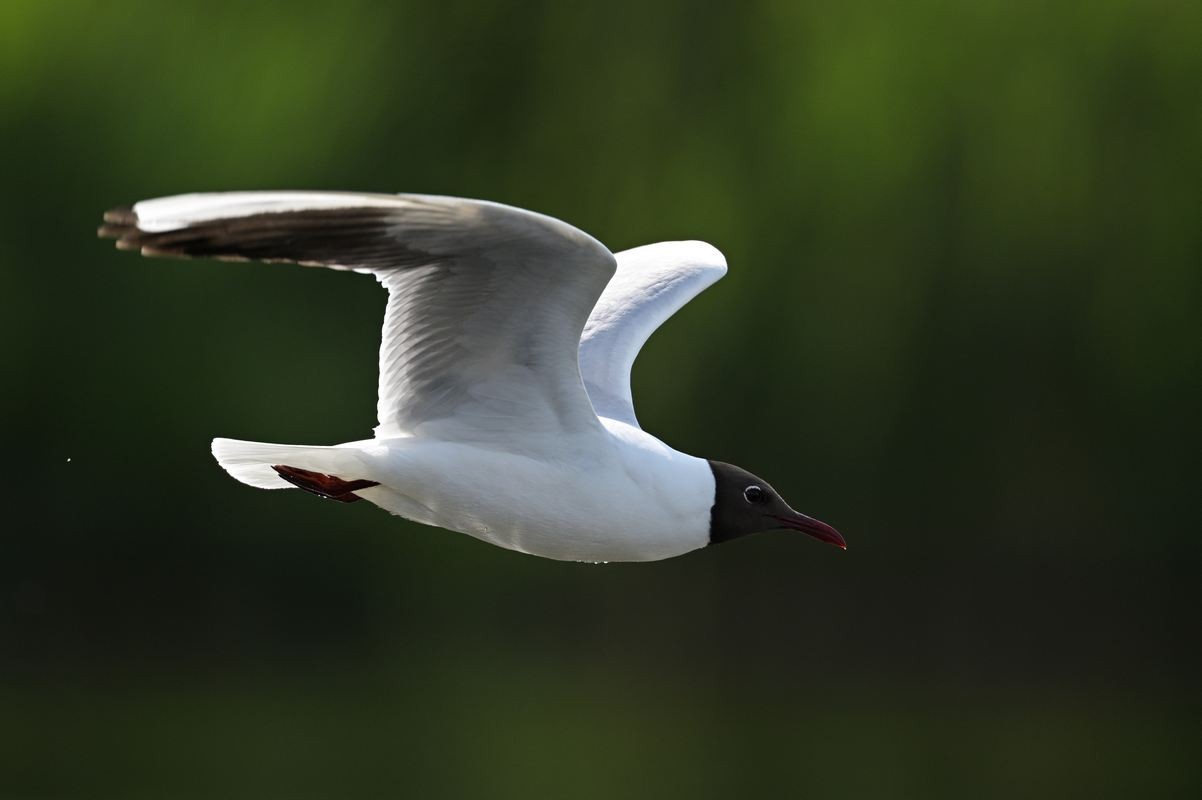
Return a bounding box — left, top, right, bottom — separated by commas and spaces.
103, 206, 136, 225
98, 205, 156, 255
98, 205, 137, 242
97, 204, 418, 269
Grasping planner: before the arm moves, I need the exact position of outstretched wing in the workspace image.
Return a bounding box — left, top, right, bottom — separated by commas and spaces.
100, 192, 617, 443
578, 241, 727, 428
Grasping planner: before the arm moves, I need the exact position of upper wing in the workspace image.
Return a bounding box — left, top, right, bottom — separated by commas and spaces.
578, 241, 727, 428
100, 192, 617, 443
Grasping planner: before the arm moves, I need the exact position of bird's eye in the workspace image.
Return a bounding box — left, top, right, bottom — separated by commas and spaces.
744, 485, 766, 504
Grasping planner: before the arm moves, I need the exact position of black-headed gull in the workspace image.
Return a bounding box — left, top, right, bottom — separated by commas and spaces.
99, 192, 845, 562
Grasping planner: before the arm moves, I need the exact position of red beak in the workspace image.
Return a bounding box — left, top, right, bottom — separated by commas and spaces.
770, 512, 847, 550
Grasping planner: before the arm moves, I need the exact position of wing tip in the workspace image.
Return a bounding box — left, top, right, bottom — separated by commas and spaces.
98, 203, 200, 258
98, 205, 144, 251
613, 240, 729, 276
675, 240, 728, 270
103, 206, 136, 225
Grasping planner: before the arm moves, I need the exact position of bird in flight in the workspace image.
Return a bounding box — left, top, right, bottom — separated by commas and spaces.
99, 192, 845, 562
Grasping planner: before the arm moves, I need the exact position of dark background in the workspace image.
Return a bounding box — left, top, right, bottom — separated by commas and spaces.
3, 1, 1199, 797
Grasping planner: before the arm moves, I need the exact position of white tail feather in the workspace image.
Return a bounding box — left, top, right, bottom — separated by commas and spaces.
211, 438, 364, 490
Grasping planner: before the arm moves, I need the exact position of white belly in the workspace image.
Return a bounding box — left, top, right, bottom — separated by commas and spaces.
347, 427, 714, 562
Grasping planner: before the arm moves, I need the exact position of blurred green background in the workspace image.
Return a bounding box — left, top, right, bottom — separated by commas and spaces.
2, 0, 1200, 797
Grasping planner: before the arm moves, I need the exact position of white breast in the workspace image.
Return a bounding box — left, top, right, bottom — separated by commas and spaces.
350, 426, 715, 562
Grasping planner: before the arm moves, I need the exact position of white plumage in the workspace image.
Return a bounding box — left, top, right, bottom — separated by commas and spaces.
580, 241, 727, 427
101, 191, 845, 561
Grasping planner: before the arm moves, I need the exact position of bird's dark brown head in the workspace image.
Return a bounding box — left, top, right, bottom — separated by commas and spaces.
707, 461, 846, 549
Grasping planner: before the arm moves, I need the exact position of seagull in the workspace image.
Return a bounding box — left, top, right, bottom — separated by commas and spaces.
99, 192, 845, 562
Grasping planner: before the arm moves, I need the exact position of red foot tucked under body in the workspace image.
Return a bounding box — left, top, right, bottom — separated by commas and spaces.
271, 465, 380, 503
